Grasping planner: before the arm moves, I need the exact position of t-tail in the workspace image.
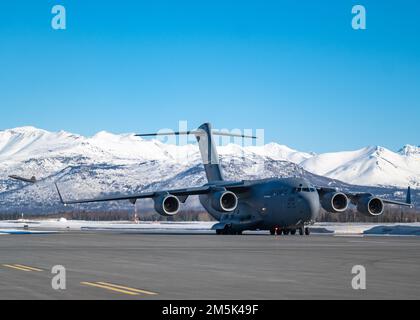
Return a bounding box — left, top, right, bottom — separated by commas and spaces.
195, 123, 223, 182
136, 122, 256, 183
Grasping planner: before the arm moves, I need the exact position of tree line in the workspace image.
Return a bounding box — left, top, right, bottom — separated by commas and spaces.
0, 206, 419, 223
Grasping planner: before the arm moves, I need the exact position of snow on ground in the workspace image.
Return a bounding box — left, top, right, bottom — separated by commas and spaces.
312, 222, 420, 236
0, 229, 58, 234
364, 225, 420, 236
0, 219, 420, 236
312, 223, 386, 234
0, 219, 216, 232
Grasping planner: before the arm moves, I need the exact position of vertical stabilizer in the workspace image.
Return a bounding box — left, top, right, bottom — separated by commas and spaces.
194, 123, 224, 182
406, 186, 412, 205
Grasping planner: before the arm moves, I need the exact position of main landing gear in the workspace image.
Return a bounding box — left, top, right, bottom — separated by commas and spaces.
216, 226, 242, 235
270, 226, 310, 236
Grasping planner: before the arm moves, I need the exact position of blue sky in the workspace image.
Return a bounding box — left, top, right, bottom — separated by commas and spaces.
0, 0, 419, 153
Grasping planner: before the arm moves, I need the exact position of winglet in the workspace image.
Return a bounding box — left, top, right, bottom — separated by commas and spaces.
55, 183, 66, 206
406, 186, 412, 206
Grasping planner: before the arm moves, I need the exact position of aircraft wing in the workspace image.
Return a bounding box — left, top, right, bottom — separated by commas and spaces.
55, 181, 251, 206
316, 186, 413, 208
55, 183, 212, 205
380, 199, 412, 207
347, 193, 412, 207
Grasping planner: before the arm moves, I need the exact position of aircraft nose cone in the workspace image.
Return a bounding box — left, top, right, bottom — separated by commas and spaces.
308, 195, 320, 220
300, 192, 320, 220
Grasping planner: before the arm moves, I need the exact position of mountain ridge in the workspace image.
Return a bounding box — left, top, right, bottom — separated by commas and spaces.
0, 126, 418, 213
0, 126, 418, 188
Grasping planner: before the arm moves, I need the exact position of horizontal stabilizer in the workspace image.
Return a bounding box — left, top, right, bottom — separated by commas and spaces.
136, 130, 256, 139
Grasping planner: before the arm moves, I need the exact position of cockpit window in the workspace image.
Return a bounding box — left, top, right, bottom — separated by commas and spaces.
294, 186, 316, 193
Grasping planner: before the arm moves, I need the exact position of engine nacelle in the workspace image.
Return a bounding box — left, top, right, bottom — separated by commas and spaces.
320, 192, 349, 213
357, 196, 384, 216
153, 194, 180, 216
211, 191, 238, 212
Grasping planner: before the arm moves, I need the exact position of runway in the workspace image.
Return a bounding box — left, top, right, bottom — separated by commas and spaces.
0, 232, 419, 299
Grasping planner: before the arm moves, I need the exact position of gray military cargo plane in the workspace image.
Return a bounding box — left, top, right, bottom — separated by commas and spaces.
55, 123, 413, 235
9, 175, 37, 184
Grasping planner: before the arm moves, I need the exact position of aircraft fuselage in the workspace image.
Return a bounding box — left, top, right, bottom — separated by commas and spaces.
199, 177, 320, 233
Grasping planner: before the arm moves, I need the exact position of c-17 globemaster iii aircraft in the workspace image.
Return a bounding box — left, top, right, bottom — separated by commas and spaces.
9, 175, 37, 184
55, 123, 413, 235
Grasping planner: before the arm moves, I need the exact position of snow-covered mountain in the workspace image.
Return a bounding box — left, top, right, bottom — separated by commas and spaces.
0, 127, 418, 213
300, 146, 420, 188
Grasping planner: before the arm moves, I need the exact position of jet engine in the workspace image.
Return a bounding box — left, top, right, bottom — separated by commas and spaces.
153, 194, 180, 216
357, 196, 384, 216
211, 191, 238, 212
320, 192, 349, 213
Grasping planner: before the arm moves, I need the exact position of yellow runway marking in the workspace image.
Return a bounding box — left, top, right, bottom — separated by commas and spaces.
13, 264, 43, 272
81, 282, 140, 296
3, 264, 33, 272
97, 282, 158, 295
3, 264, 43, 272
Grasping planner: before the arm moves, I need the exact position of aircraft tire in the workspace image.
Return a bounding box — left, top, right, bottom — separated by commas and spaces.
290, 229, 296, 235
305, 227, 310, 236
225, 227, 240, 235
299, 227, 304, 236
217, 225, 234, 235
283, 229, 290, 235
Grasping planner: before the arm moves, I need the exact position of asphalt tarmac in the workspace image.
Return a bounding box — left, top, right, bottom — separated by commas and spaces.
0, 232, 419, 299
